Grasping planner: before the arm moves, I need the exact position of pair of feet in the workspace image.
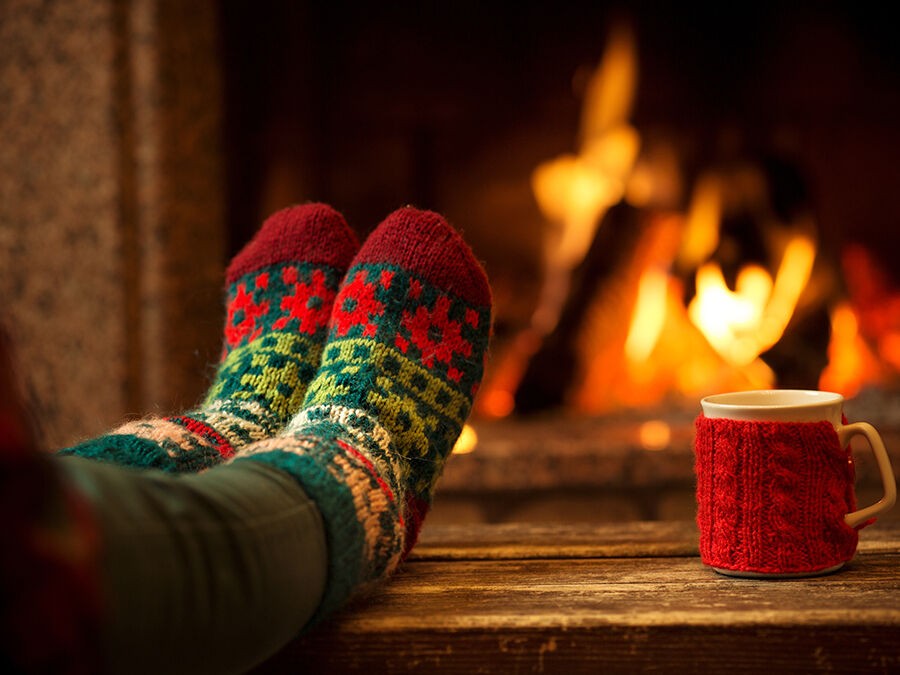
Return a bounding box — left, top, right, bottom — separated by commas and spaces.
60, 203, 491, 614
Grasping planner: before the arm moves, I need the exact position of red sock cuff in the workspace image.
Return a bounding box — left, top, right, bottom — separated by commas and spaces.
353, 206, 492, 308
227, 203, 359, 283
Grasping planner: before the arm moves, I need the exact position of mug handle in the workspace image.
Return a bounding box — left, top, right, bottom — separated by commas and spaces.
839, 422, 897, 528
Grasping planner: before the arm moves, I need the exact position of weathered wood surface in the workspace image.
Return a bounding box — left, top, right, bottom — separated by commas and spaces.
410, 520, 700, 560
255, 521, 900, 674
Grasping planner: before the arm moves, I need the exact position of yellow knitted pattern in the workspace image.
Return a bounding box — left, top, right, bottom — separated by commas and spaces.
206, 331, 322, 421
304, 337, 469, 487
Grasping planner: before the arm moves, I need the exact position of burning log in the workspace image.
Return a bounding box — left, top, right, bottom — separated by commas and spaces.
515, 202, 648, 413
510, 151, 838, 415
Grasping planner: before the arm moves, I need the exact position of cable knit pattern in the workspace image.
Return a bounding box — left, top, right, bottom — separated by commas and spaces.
60, 204, 359, 471
695, 415, 860, 575
232, 206, 492, 621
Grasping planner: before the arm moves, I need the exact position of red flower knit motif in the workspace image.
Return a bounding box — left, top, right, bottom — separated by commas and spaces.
397, 294, 472, 379
225, 281, 270, 348
331, 270, 384, 337
273, 267, 333, 334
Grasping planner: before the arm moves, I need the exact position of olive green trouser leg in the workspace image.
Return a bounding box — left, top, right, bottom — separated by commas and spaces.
59, 457, 328, 675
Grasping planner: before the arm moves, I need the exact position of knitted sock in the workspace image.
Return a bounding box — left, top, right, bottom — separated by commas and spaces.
231, 206, 491, 618
60, 203, 359, 472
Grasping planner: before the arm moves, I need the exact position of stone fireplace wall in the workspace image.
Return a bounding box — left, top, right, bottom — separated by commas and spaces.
0, 0, 225, 449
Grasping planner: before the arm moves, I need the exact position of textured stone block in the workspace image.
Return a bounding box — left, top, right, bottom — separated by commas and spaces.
0, 0, 224, 449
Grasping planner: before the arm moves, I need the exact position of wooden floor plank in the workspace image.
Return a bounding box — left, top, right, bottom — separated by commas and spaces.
411, 520, 699, 560
259, 623, 900, 674
413, 519, 900, 559
254, 521, 900, 674
329, 554, 900, 631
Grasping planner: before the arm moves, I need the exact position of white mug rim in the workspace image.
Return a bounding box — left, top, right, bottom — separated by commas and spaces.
701, 389, 842, 409
700, 389, 843, 423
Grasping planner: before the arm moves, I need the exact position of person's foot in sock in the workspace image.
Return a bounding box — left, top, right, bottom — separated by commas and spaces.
231, 206, 492, 619
60, 203, 359, 472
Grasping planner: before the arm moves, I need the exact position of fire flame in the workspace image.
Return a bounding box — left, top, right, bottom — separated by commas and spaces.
819, 245, 900, 397
689, 235, 816, 368
624, 266, 668, 362
531, 21, 639, 331
676, 173, 721, 270
576, 173, 820, 412
819, 302, 882, 397
480, 21, 887, 419
476, 21, 640, 418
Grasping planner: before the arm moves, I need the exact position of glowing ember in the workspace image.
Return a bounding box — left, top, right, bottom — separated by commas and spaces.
479, 389, 515, 419
452, 424, 478, 455
639, 420, 671, 451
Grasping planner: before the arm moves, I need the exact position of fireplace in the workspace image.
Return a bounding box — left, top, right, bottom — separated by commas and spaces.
220, 1, 900, 403
215, 3, 900, 523
3, 2, 897, 521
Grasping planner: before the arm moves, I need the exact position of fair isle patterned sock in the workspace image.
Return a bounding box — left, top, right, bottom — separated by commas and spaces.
60, 204, 359, 472
232, 207, 492, 619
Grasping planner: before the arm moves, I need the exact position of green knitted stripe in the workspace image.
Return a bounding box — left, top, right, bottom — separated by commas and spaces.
234, 426, 405, 622
235, 448, 361, 621
206, 331, 324, 423
290, 404, 410, 489
302, 260, 491, 505
182, 400, 273, 447
304, 339, 469, 497
301, 418, 407, 581
308, 338, 471, 424
59, 433, 218, 472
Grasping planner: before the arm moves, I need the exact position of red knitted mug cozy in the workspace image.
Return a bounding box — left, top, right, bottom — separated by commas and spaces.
694, 414, 861, 575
